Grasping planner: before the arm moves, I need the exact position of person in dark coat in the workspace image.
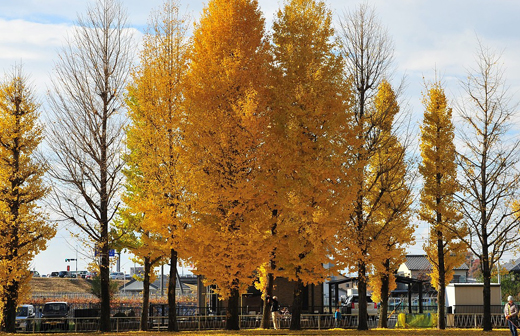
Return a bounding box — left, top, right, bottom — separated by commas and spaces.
505, 295, 519, 336
269, 295, 280, 329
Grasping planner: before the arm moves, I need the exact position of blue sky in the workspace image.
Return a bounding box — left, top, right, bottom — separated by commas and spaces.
1, 0, 520, 276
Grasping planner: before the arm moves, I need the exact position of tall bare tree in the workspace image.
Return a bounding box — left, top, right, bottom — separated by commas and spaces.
46, 0, 133, 331
456, 42, 520, 331
336, 4, 395, 331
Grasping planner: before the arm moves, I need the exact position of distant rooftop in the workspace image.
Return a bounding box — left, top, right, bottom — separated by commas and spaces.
501, 258, 520, 272
404, 255, 469, 271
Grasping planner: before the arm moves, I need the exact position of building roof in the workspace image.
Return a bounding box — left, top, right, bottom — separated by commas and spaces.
404, 255, 469, 271
119, 275, 192, 292
502, 258, 520, 272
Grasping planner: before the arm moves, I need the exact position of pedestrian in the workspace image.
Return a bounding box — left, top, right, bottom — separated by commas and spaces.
334, 307, 342, 328
270, 295, 280, 330
505, 295, 519, 336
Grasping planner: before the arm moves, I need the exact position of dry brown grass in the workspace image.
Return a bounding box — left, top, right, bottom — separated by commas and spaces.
30, 278, 92, 293
30, 278, 127, 293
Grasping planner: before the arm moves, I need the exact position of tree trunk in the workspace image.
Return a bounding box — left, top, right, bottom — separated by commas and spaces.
3, 281, 19, 332
378, 260, 390, 328
226, 286, 240, 330
262, 210, 278, 329
140, 257, 151, 331
99, 238, 111, 332
482, 255, 492, 331
290, 279, 304, 330
437, 230, 446, 329
261, 271, 274, 329
358, 261, 368, 330
168, 249, 179, 332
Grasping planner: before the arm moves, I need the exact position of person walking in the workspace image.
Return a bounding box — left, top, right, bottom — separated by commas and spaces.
334, 307, 342, 328
270, 296, 281, 330
505, 295, 519, 336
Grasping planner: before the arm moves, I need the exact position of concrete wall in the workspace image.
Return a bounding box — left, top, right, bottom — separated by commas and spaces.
446, 283, 501, 306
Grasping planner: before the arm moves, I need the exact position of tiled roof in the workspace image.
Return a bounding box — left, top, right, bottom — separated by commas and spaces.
404, 255, 469, 271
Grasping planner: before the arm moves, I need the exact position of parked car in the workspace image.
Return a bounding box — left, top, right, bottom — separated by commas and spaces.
16, 304, 35, 332
49, 271, 59, 278
77, 270, 88, 278
109, 272, 125, 280
58, 271, 71, 278
41, 302, 70, 331
30, 270, 41, 277
341, 294, 378, 316
70, 271, 86, 278
85, 271, 97, 279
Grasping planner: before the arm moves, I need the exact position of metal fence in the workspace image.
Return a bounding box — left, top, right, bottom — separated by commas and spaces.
16, 313, 382, 333
448, 313, 508, 328
15, 312, 512, 333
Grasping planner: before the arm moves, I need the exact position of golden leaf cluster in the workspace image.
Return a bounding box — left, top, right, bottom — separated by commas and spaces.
0, 69, 56, 326
419, 82, 467, 290
121, 0, 415, 304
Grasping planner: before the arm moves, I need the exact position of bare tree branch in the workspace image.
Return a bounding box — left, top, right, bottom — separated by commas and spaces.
455, 40, 520, 331
45, 0, 134, 331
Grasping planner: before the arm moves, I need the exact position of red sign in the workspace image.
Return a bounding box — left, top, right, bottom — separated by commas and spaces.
67, 265, 70, 271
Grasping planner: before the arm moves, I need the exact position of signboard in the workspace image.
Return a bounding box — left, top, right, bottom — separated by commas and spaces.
94, 247, 116, 257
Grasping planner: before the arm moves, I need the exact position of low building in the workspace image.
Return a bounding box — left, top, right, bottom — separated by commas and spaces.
119, 275, 192, 296
397, 254, 469, 283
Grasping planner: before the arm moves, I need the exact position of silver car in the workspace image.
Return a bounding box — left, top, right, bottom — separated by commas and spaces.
341, 294, 379, 316
109, 272, 125, 280
16, 304, 35, 331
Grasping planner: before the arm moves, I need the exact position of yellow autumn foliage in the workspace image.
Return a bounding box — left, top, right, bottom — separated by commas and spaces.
182, 0, 272, 298
365, 82, 414, 310
267, 0, 356, 288
123, 0, 190, 261
0, 68, 56, 328
419, 81, 467, 328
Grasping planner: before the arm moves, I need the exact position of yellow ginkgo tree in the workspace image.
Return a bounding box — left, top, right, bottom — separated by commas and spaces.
182, 0, 272, 330
0, 68, 56, 332
124, 0, 190, 331
267, 0, 356, 330
419, 81, 466, 329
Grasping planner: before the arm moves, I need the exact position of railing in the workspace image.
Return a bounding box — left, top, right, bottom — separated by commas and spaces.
15, 312, 511, 333
449, 313, 508, 328
16, 313, 381, 333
